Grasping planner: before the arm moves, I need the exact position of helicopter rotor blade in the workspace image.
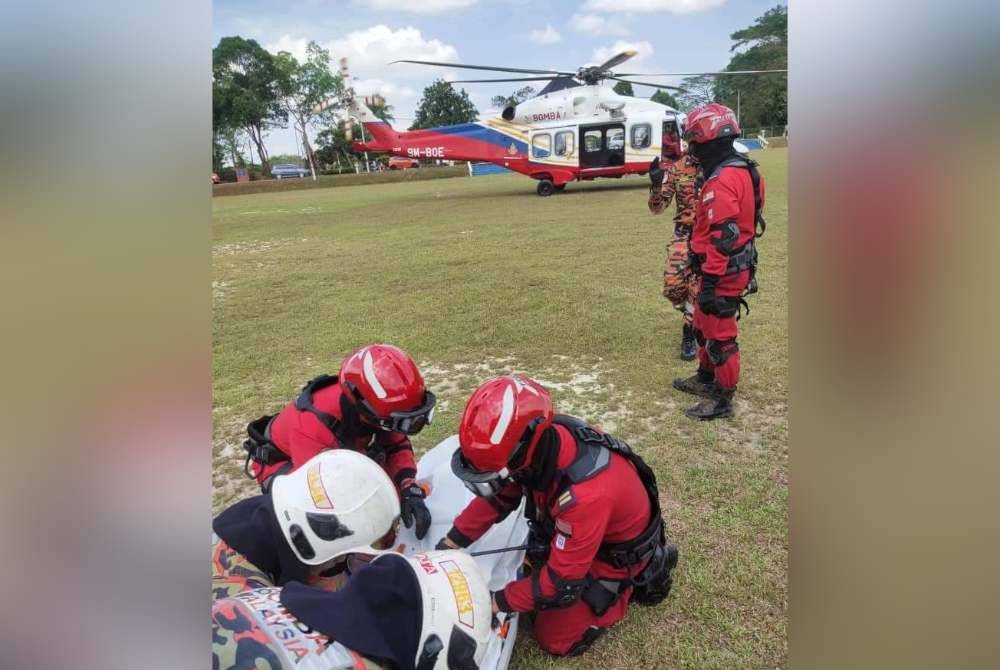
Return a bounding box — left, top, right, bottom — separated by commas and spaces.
609, 76, 687, 92
596, 49, 638, 72
615, 69, 788, 77
391, 59, 572, 76
449, 76, 564, 83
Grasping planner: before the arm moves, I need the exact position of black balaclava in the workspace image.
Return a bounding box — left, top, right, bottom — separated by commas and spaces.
514, 426, 559, 491
212, 495, 309, 585
688, 136, 739, 179
281, 553, 424, 670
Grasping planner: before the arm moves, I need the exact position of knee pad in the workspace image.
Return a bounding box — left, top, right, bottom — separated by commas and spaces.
565, 626, 606, 657
706, 338, 738, 366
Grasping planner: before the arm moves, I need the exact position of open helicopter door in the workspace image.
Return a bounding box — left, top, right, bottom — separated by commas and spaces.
579, 123, 626, 170
397, 435, 528, 670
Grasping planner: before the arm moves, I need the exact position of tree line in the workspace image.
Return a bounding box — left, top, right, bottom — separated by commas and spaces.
212, 36, 479, 176
213, 5, 785, 176
605, 6, 787, 134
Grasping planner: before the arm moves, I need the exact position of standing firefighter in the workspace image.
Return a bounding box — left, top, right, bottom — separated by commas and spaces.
437, 376, 678, 657
242, 344, 436, 539
648, 115, 700, 360
673, 103, 766, 420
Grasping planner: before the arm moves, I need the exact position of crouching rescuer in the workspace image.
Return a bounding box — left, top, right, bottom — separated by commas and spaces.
436, 375, 679, 657
241, 344, 436, 539
673, 103, 766, 420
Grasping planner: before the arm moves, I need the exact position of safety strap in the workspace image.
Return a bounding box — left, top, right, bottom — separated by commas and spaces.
548, 416, 666, 572
726, 239, 756, 274
294, 375, 343, 436
714, 156, 765, 238
242, 414, 288, 479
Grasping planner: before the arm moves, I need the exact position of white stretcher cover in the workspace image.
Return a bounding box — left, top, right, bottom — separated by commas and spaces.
397, 435, 529, 670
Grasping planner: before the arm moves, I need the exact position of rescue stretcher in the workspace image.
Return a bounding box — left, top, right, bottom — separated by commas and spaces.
397, 434, 529, 670
213, 436, 529, 670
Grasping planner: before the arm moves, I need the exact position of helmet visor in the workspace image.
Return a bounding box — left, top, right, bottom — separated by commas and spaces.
356, 390, 437, 435
450, 448, 508, 498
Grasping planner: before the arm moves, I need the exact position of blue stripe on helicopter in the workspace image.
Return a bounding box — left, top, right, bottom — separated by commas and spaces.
435, 123, 529, 154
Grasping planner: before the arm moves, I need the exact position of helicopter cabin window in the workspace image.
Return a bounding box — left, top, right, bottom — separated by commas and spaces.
532, 133, 552, 159
631, 124, 651, 150
555, 131, 574, 157
607, 127, 625, 151
583, 130, 602, 153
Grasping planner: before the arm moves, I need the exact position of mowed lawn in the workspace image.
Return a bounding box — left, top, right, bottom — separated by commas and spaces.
213, 148, 788, 669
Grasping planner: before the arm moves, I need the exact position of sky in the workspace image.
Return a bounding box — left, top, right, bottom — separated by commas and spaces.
213, 0, 786, 157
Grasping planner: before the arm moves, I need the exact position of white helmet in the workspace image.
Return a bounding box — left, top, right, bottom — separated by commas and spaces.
376, 550, 492, 670
271, 450, 400, 566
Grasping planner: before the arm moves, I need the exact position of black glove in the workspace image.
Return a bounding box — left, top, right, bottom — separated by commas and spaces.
525, 527, 551, 566
435, 536, 454, 550
697, 274, 735, 317
648, 157, 664, 188
400, 483, 431, 540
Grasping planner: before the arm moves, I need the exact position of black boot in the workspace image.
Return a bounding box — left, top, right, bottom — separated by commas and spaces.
672, 368, 719, 398
685, 387, 735, 420
680, 324, 697, 361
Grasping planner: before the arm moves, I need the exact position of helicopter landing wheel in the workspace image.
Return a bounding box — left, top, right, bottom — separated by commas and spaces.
537, 179, 555, 197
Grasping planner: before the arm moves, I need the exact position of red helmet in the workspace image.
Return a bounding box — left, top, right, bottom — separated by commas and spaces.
683, 103, 741, 144
662, 116, 685, 160
339, 344, 435, 434
451, 376, 554, 495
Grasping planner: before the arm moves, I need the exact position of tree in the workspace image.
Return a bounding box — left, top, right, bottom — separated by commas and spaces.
368, 97, 395, 123
274, 42, 343, 177
612, 81, 634, 97
491, 86, 535, 109
214, 126, 246, 170
675, 75, 717, 112
650, 89, 679, 109
213, 36, 287, 172
314, 122, 360, 171
410, 80, 479, 130
714, 5, 787, 131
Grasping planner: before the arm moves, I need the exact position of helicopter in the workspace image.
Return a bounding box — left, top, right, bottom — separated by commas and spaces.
334, 51, 785, 196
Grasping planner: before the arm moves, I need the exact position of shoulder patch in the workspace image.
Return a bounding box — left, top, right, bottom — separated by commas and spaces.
555, 518, 573, 537
556, 488, 577, 511
702, 190, 715, 203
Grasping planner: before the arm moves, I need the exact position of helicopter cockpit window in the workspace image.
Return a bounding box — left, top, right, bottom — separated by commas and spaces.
532, 133, 552, 159
631, 124, 651, 150
607, 128, 625, 151
583, 130, 602, 152
555, 131, 574, 157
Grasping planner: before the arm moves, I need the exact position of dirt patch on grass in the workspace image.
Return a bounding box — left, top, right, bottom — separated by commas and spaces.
212, 238, 306, 258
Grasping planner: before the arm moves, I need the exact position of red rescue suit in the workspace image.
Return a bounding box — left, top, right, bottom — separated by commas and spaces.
690, 160, 766, 391
252, 380, 417, 492
448, 422, 652, 656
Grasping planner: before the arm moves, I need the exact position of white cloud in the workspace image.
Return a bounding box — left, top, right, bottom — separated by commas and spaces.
268, 26, 463, 126
583, 0, 725, 13
591, 40, 655, 69
265, 35, 310, 62
570, 13, 629, 36
363, 0, 478, 14
330, 25, 458, 70
529, 25, 561, 44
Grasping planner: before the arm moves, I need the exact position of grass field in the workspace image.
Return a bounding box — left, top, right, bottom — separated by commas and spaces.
213, 148, 788, 669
